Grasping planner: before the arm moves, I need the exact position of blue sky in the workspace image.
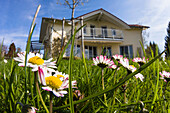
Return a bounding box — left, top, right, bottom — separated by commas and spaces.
0, 0, 170, 52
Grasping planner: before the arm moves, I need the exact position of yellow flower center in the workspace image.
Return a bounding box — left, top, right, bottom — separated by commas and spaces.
45, 75, 64, 89
28, 56, 44, 65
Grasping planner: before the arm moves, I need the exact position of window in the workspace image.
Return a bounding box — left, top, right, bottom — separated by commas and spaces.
111, 28, 116, 36
75, 45, 81, 57
83, 25, 87, 34
120, 45, 133, 58
85, 46, 97, 59
66, 44, 71, 56
102, 47, 112, 57
90, 25, 96, 37
101, 26, 108, 38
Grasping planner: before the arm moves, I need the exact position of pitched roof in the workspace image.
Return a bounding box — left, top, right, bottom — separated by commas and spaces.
76, 8, 127, 25
129, 24, 150, 29
76, 8, 149, 29
76, 8, 131, 29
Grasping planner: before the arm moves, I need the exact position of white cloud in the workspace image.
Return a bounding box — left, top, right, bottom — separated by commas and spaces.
0, 30, 39, 51
127, 0, 170, 51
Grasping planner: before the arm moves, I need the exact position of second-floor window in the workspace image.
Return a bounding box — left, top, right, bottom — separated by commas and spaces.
101, 26, 108, 38
90, 25, 96, 37
111, 28, 116, 36
83, 25, 87, 34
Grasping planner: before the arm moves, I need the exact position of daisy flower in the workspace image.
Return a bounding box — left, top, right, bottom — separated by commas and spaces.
93, 55, 114, 68
3, 59, 7, 63
21, 105, 38, 113
14, 51, 57, 72
109, 64, 117, 70
27, 106, 37, 113
112, 54, 123, 61
118, 58, 129, 69
159, 71, 170, 82
119, 58, 144, 82
129, 65, 144, 82
42, 70, 77, 97
132, 57, 148, 66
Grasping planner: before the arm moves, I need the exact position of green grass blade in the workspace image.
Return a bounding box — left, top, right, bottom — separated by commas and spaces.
24, 24, 36, 104
82, 53, 95, 111
150, 45, 159, 112
67, 25, 86, 113
139, 40, 146, 58
24, 5, 41, 104
53, 50, 165, 110
68, 27, 77, 113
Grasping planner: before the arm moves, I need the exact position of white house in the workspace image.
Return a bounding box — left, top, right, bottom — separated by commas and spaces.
39, 8, 149, 59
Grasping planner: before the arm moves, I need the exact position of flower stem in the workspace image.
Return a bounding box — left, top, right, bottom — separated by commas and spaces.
35, 72, 49, 113
164, 81, 168, 93
112, 69, 117, 105
102, 68, 107, 105
50, 92, 53, 113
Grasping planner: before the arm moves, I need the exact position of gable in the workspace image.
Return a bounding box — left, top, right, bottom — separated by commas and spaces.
76, 8, 130, 29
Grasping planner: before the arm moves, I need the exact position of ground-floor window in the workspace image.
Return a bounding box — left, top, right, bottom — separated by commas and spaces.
102, 47, 112, 57
85, 46, 97, 59
67, 45, 97, 59
120, 45, 133, 58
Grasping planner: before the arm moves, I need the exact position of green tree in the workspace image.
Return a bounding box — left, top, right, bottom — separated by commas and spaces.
165, 22, 170, 58
7, 42, 16, 58
145, 41, 160, 57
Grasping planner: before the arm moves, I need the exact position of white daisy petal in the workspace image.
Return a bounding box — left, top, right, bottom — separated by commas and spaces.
58, 90, 68, 94
93, 55, 115, 68
53, 90, 62, 97
42, 87, 52, 91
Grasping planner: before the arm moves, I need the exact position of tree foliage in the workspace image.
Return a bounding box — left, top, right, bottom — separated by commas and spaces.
165, 22, 170, 58
7, 42, 16, 58
145, 41, 160, 57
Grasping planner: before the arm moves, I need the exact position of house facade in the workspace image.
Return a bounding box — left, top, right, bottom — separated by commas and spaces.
39, 8, 149, 59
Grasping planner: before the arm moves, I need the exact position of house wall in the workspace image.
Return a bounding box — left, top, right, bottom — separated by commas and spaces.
76, 20, 143, 57
83, 20, 120, 29
76, 41, 120, 56
45, 20, 144, 58
121, 29, 143, 57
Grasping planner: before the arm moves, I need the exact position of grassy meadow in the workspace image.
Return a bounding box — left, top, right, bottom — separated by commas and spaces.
0, 53, 170, 112
0, 5, 169, 113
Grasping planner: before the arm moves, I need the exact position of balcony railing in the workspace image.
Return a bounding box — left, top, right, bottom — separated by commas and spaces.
77, 27, 124, 40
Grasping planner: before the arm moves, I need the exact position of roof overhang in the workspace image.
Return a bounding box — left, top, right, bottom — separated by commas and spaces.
39, 17, 71, 42
76, 8, 131, 29
128, 24, 150, 30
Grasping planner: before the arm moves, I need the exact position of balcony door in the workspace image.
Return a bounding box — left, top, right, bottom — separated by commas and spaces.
101, 26, 108, 38
90, 25, 96, 37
